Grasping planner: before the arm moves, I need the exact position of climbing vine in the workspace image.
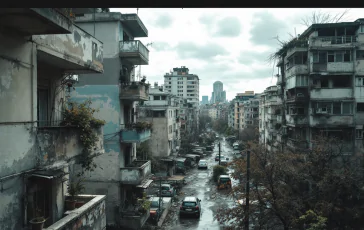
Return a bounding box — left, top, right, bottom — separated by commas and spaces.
61, 99, 105, 175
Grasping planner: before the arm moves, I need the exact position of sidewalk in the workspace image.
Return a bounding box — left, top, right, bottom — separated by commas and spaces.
157, 197, 172, 227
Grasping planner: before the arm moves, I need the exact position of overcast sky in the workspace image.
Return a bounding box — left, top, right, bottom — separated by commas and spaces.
111, 8, 362, 101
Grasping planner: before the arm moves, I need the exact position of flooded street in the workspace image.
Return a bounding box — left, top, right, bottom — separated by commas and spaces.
160, 138, 237, 230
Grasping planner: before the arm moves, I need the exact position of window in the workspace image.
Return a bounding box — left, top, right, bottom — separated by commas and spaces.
333, 102, 341, 114
161, 96, 166, 100
344, 51, 351, 62
313, 52, 319, 63
356, 50, 364, 60
342, 102, 353, 114
328, 51, 334, 62
356, 129, 363, 139
356, 77, 364, 86
296, 75, 308, 87
169, 78, 171, 80
321, 79, 329, 88
357, 103, 364, 112
154, 96, 160, 100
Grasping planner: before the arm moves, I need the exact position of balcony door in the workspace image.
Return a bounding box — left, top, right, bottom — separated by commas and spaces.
37, 88, 49, 127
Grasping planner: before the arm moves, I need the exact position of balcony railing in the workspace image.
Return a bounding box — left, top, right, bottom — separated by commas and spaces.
120, 81, 149, 101
312, 36, 356, 45
120, 123, 152, 143
120, 40, 149, 65
120, 160, 152, 185
37, 126, 104, 168
44, 195, 106, 230
120, 206, 150, 230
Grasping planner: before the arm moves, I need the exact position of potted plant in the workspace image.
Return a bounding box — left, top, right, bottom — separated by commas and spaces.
65, 177, 85, 210
29, 208, 46, 230
137, 193, 151, 214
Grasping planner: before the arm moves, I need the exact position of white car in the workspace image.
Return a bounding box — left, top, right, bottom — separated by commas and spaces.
198, 160, 208, 169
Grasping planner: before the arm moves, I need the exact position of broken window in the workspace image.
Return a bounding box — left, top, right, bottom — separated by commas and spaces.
356, 129, 363, 139
356, 50, 364, 60
333, 77, 351, 87
321, 79, 329, 88
356, 77, 364, 86
357, 103, 364, 112
333, 102, 341, 114
344, 51, 351, 62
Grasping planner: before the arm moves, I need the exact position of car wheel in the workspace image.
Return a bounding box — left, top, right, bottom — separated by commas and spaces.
196, 212, 201, 218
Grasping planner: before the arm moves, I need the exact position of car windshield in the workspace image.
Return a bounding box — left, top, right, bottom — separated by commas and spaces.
151, 201, 159, 207
199, 161, 206, 164
216, 155, 224, 158
161, 186, 170, 190
183, 202, 197, 207
220, 178, 231, 182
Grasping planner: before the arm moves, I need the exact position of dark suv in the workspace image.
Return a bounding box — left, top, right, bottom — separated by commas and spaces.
179, 196, 201, 217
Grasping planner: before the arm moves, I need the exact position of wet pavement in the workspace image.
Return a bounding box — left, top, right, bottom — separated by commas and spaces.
152, 138, 237, 230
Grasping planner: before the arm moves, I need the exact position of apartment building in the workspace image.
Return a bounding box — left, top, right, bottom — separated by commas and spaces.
233, 91, 256, 130
0, 8, 106, 230
138, 86, 181, 158
262, 18, 364, 155
228, 101, 236, 128
164, 66, 200, 133
70, 11, 152, 229
242, 98, 260, 128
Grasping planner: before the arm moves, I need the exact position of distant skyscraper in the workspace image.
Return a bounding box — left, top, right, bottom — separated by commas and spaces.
211, 81, 226, 103
202, 96, 209, 105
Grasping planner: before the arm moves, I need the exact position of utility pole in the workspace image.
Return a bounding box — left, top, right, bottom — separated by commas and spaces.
244, 150, 251, 230
218, 142, 221, 165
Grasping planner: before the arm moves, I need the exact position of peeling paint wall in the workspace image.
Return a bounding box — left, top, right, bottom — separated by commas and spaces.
311, 88, 353, 99
33, 24, 104, 73
70, 85, 122, 226
310, 115, 354, 127
44, 195, 106, 230
140, 117, 169, 157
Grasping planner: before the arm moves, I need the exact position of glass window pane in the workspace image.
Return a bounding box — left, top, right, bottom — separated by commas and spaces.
333, 102, 341, 114
335, 53, 343, 62
342, 102, 352, 114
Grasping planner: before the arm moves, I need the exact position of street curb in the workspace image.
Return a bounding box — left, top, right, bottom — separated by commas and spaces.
157, 198, 172, 227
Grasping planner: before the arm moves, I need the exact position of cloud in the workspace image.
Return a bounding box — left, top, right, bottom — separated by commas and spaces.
174, 41, 229, 60
213, 17, 242, 37
151, 41, 172, 52
153, 13, 174, 28
199, 14, 216, 25
238, 50, 271, 65
250, 11, 288, 47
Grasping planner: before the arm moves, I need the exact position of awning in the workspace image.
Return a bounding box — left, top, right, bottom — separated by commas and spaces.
28, 170, 66, 179
136, 179, 153, 189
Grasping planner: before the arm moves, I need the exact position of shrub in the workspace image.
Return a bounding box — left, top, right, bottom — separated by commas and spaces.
213, 165, 228, 182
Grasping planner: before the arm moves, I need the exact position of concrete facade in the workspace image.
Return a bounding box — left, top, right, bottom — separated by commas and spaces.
260, 18, 364, 155
0, 8, 105, 230
69, 11, 152, 229
138, 87, 181, 157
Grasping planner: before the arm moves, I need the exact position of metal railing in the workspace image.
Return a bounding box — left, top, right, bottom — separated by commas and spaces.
120, 40, 149, 61
314, 36, 356, 44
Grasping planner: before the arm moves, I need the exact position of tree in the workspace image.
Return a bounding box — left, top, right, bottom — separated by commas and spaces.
300, 9, 350, 27
199, 114, 212, 131
215, 134, 364, 229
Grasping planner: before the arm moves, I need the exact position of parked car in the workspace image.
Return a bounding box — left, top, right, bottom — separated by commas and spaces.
220, 158, 229, 166
179, 196, 201, 217
148, 197, 164, 223
159, 184, 176, 197
217, 175, 232, 189
198, 160, 208, 169
215, 154, 225, 161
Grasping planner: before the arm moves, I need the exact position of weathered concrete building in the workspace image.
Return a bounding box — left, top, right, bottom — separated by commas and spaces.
261, 18, 364, 155
233, 91, 256, 130
138, 86, 181, 158
0, 8, 107, 230
69, 11, 152, 229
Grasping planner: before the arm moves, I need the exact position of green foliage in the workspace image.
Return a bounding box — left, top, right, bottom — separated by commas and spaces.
213, 165, 228, 182
295, 210, 327, 230
67, 177, 85, 201
136, 142, 149, 160
137, 192, 151, 213
61, 99, 105, 174
127, 121, 153, 133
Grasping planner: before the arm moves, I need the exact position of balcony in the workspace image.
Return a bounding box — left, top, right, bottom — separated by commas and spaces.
120, 123, 151, 143
0, 8, 72, 35
310, 88, 353, 100
44, 195, 106, 230
121, 13, 148, 37
311, 62, 354, 73
285, 115, 308, 126
120, 81, 149, 101
120, 207, 150, 230
120, 160, 152, 185
309, 36, 356, 48
120, 40, 149, 65
286, 46, 308, 58
286, 94, 309, 103
310, 115, 354, 127
287, 138, 309, 151
37, 125, 104, 169
33, 24, 104, 73
286, 64, 309, 77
